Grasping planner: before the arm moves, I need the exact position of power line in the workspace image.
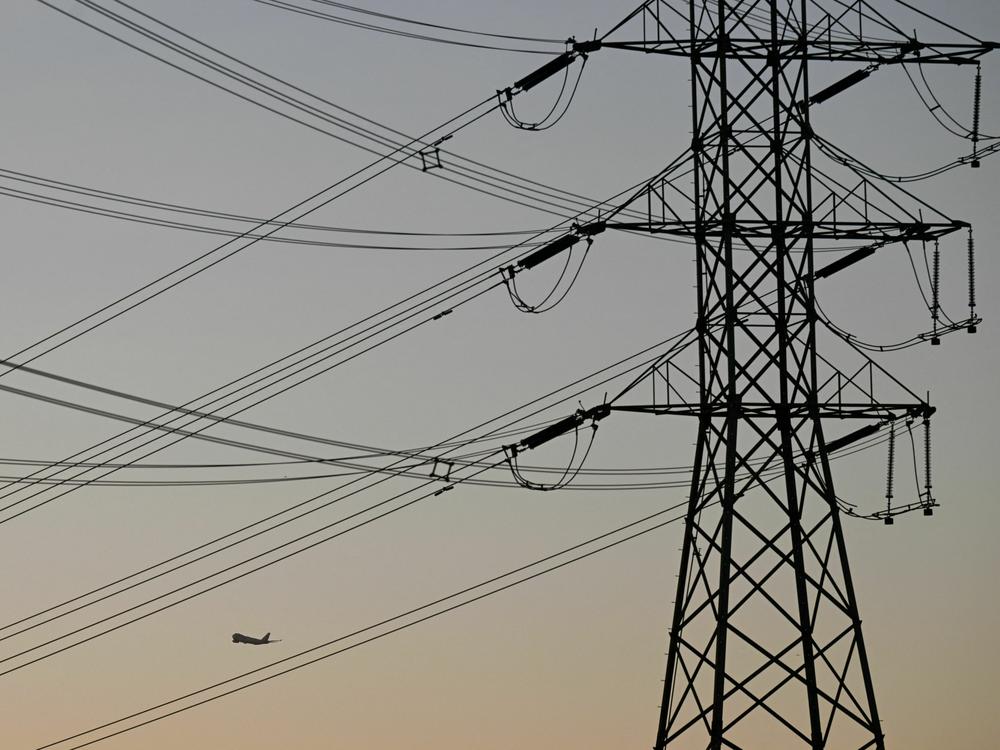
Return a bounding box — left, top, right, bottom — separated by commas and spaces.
0, 166, 562, 239
0, 164, 664, 526
0, 275, 505, 522
0, 344, 896, 659
0, 0, 672, 523
0, 58, 497, 370
33, 499, 696, 750
0, 184, 553, 251
287, 0, 566, 45
0, 334, 684, 645
0, 332, 701, 674
0, 455, 498, 679
55, 0, 643, 223
255, 0, 564, 55
0, 225, 531, 520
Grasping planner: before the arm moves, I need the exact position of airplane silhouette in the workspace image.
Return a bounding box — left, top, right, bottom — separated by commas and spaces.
231, 632, 280, 645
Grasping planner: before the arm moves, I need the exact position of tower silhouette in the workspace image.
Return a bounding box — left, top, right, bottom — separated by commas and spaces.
590, 2, 996, 746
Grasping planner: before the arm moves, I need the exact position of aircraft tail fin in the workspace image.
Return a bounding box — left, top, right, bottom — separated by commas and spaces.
263, 632, 270, 643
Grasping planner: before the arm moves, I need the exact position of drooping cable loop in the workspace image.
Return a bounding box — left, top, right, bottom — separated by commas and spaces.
834, 408, 938, 524
506, 420, 584, 491
497, 39, 599, 131
902, 62, 999, 144
811, 236, 978, 351
503, 237, 590, 313
499, 58, 574, 131
813, 66, 1000, 181
501, 220, 607, 313
502, 403, 610, 491
900, 238, 976, 333
815, 293, 974, 353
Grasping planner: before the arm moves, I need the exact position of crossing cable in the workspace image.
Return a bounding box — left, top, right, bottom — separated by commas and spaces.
1, 38, 501, 373
0, 163, 697, 250
0, 418, 558, 472
112, 0, 657, 223
0, 415, 897, 487
0, 381, 470, 484
45, 0, 645, 224
0, 469, 744, 491
13, 0, 944, 736
0, 184, 553, 252
0, 373, 897, 491
0, 335, 686, 643
31, 499, 698, 750
0, 339, 692, 674
0, 273, 506, 523
0, 369, 688, 493
0, 168, 549, 237
0, 347, 898, 661
813, 128, 1000, 183
0, 171, 663, 525
0, 358, 496, 468
0, 32, 656, 512
0, 159, 676, 524
0, 167, 564, 246
0, 453, 499, 679
5, 1, 672, 516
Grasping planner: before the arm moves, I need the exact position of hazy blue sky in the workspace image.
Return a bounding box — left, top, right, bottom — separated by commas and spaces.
2, 2, 998, 748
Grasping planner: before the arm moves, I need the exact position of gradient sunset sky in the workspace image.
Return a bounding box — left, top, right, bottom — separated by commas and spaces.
2, 1, 998, 748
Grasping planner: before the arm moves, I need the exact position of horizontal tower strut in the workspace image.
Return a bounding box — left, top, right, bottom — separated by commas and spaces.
602, 38, 997, 64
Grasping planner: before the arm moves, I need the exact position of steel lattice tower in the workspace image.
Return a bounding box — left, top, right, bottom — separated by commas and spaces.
588, 2, 995, 747
653, 8, 888, 743
502, 1, 993, 744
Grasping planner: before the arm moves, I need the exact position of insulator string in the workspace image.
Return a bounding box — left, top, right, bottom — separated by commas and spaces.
884, 424, 896, 522
968, 227, 977, 329
923, 416, 933, 506
972, 63, 983, 165
931, 239, 941, 344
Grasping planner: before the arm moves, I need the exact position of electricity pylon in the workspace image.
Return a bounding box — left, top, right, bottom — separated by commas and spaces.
588, 2, 996, 747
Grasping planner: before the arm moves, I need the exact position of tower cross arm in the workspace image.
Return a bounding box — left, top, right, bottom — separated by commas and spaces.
603, 219, 968, 242
600, 38, 997, 65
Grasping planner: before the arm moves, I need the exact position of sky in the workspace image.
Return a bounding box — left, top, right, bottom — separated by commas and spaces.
1, 1, 998, 748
